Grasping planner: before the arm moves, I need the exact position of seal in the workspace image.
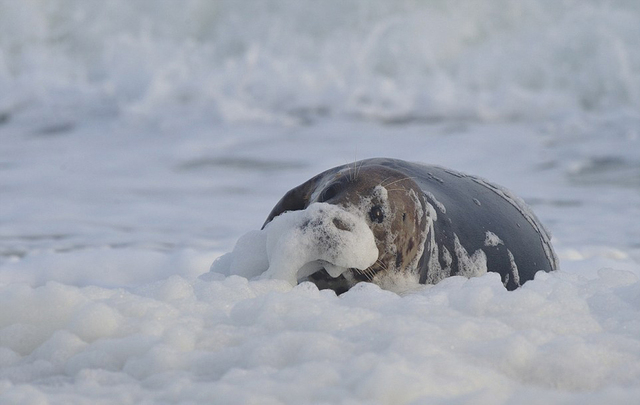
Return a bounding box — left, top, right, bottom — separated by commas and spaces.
262, 158, 558, 293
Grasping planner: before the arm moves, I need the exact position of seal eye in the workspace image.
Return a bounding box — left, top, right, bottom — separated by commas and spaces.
369, 205, 385, 223
320, 183, 340, 202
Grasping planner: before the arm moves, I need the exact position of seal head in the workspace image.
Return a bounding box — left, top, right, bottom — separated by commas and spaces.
263, 163, 428, 293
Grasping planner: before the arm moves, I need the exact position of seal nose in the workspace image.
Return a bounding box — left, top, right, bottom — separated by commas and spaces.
332, 217, 353, 232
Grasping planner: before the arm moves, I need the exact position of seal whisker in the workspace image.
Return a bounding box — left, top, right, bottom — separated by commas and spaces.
380, 176, 393, 186
355, 266, 375, 281
361, 268, 372, 281
373, 260, 387, 276
382, 176, 417, 188
362, 259, 387, 280
355, 159, 364, 180
341, 159, 356, 183
345, 164, 352, 183
368, 270, 376, 280
366, 266, 377, 280
360, 260, 379, 280
384, 188, 409, 193
352, 156, 358, 182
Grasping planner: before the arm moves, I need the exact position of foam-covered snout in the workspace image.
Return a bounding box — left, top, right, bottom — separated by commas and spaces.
262, 203, 379, 286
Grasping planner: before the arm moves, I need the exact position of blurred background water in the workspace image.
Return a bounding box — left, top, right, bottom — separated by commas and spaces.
2, 0, 639, 124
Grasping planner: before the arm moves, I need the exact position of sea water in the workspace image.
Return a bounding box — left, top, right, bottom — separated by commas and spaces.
1, 1, 640, 404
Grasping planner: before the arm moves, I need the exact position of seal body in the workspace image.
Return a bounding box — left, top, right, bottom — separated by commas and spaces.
263, 158, 557, 293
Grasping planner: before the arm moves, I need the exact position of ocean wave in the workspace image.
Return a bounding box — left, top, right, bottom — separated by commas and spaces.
1, 0, 639, 124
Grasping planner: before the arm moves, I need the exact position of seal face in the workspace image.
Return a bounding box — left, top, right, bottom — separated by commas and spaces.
263, 158, 558, 293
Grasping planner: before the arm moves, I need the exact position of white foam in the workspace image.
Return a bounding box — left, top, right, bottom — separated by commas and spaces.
209, 230, 269, 279
212, 203, 379, 286
0, 265, 638, 403
485, 231, 504, 247
453, 234, 488, 278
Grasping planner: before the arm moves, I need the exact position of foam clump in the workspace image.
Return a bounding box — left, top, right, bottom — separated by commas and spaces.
209, 230, 269, 279
1, 265, 639, 403
210, 203, 379, 286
